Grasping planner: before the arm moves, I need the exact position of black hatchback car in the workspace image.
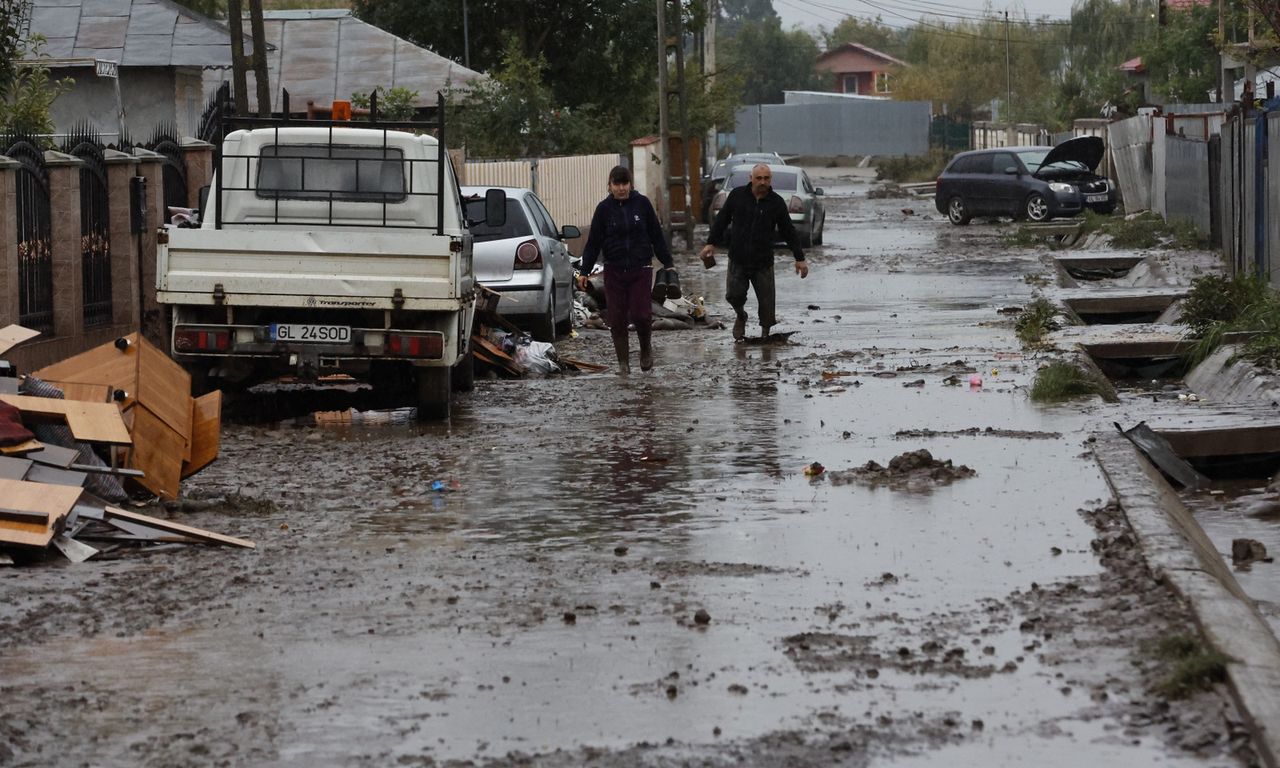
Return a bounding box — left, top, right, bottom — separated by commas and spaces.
934, 136, 1116, 225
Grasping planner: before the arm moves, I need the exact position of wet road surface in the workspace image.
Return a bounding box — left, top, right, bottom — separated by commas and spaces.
0, 170, 1258, 767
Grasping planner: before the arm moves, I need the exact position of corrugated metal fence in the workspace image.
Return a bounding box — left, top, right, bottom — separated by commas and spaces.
1218, 112, 1280, 282
1107, 116, 1152, 214
462, 153, 622, 230
1160, 135, 1211, 235
733, 100, 931, 157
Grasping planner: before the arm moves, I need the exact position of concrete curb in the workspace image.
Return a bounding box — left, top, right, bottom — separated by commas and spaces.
1094, 431, 1280, 767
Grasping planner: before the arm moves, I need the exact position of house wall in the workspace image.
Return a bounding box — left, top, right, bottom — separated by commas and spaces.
49, 66, 193, 140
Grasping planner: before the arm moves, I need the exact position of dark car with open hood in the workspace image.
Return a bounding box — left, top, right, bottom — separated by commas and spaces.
934, 136, 1116, 225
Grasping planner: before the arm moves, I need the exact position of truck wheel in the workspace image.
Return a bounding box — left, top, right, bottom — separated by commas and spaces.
451, 349, 475, 392
415, 367, 451, 420
183, 364, 213, 397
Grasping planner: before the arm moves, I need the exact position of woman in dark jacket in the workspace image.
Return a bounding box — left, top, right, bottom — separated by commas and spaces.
577, 165, 673, 373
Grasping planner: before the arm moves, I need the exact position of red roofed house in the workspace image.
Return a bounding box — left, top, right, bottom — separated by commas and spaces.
815, 43, 905, 97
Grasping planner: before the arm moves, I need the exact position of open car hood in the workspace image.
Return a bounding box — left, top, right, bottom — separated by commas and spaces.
1035, 135, 1105, 174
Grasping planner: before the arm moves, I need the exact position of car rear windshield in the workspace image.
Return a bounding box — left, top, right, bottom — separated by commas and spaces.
465, 198, 533, 242
725, 169, 798, 191
256, 145, 406, 202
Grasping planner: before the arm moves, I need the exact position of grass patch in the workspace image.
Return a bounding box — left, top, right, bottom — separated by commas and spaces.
874, 149, 950, 183
1075, 210, 1207, 250
1149, 634, 1230, 699
1029, 360, 1109, 402
1181, 272, 1280, 370
1015, 296, 1059, 345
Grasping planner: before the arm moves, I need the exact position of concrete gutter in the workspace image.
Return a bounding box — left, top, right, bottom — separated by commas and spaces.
1094, 431, 1280, 766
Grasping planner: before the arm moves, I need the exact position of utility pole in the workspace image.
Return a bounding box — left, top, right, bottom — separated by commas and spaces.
1004, 11, 1011, 122
463, 0, 470, 69
655, 0, 696, 250
227, 0, 248, 115
248, 0, 270, 116
704, 0, 717, 172
655, 0, 672, 247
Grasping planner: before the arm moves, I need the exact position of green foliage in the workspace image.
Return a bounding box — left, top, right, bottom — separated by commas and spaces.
717, 0, 778, 38
1181, 272, 1280, 371
351, 86, 420, 121
0, 36, 72, 137
1030, 360, 1109, 402
1149, 635, 1229, 699
1140, 4, 1218, 103
720, 18, 823, 105
0, 0, 27, 103
1015, 296, 1059, 345
874, 149, 948, 183
820, 15, 906, 60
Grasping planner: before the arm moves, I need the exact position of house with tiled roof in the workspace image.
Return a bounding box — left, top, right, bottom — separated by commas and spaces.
23, 0, 257, 139
814, 42, 905, 97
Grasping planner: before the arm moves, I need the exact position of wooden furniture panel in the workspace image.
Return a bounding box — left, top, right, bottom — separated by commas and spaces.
126, 406, 185, 499
0, 478, 82, 548
33, 333, 139, 409
0, 325, 40, 356
0, 395, 132, 445
182, 391, 222, 479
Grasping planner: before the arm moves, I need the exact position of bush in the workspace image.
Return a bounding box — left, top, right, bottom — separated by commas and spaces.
1014, 296, 1059, 345
1030, 360, 1109, 402
874, 148, 950, 183
1150, 634, 1230, 699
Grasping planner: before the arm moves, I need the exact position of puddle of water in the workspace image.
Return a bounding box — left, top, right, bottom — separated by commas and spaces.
1183, 481, 1280, 636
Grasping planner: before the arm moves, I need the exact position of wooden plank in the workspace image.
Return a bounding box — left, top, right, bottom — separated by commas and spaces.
0, 394, 132, 445
43, 381, 113, 404
102, 506, 255, 549
137, 340, 193, 446
24, 464, 87, 488
181, 390, 221, 479
0, 455, 32, 480
27, 444, 80, 468
125, 406, 185, 500
0, 324, 40, 356
559, 356, 609, 373
0, 439, 42, 455
97, 516, 198, 543
0, 478, 82, 548
32, 333, 139, 410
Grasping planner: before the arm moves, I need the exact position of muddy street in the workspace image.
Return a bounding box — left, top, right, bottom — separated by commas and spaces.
0, 169, 1259, 767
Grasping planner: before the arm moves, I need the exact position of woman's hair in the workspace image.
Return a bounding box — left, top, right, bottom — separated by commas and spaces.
609, 165, 632, 185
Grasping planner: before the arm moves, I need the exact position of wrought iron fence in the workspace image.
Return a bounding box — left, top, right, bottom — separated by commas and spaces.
4, 137, 54, 333
144, 123, 189, 212
62, 125, 113, 327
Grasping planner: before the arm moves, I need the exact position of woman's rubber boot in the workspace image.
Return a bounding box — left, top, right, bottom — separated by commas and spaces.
612, 329, 630, 375
651, 269, 669, 302
662, 268, 681, 300
638, 326, 653, 371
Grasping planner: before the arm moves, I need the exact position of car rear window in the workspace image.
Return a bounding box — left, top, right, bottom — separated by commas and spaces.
256, 145, 405, 202
725, 169, 798, 191
465, 198, 533, 242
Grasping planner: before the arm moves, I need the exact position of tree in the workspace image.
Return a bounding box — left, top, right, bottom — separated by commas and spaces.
1141, 4, 1218, 103
820, 15, 906, 60
720, 18, 823, 104
717, 0, 778, 38
1, 1, 71, 137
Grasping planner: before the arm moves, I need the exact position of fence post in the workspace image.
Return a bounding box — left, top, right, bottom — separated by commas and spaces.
104, 149, 142, 329
132, 148, 166, 346
180, 138, 214, 211
44, 150, 85, 344
0, 156, 17, 327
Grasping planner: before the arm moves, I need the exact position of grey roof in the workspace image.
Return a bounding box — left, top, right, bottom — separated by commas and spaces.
25, 0, 259, 68
252, 9, 485, 111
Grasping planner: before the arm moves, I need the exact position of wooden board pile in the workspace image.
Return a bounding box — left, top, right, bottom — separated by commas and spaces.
0, 326, 251, 564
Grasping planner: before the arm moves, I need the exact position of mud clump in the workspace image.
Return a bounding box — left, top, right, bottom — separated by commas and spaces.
827, 449, 976, 489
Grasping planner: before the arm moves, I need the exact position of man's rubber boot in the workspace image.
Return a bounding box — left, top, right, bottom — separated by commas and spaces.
638, 326, 653, 371
663, 268, 681, 300
761, 323, 772, 340
651, 269, 668, 302
612, 329, 631, 374
732, 313, 746, 341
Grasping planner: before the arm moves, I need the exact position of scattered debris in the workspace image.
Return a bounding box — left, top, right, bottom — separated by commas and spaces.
827, 450, 976, 488
803, 461, 825, 477
1231, 538, 1272, 566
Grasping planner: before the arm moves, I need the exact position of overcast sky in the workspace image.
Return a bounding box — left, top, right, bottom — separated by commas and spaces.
773, 0, 1075, 33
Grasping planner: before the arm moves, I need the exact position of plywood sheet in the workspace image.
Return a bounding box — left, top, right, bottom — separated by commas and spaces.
125, 406, 184, 499
103, 505, 255, 549
44, 381, 113, 404
0, 394, 132, 445
0, 477, 82, 548
1, 439, 42, 455
181, 390, 221, 479
0, 324, 40, 356
137, 340, 192, 443
33, 333, 139, 409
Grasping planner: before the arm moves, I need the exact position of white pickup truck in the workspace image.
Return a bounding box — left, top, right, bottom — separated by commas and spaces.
156, 108, 503, 419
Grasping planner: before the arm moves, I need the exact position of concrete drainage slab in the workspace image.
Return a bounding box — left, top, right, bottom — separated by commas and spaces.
1055, 254, 1146, 283
1060, 290, 1186, 325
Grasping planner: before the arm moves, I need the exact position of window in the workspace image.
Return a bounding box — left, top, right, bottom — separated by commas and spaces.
256, 145, 406, 202
842, 74, 859, 94
991, 152, 1019, 174
875, 72, 890, 93
464, 199, 533, 242
526, 194, 560, 238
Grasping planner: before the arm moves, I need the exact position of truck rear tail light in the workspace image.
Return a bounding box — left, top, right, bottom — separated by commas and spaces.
174, 327, 231, 352
789, 195, 804, 214
385, 332, 444, 359
514, 239, 542, 269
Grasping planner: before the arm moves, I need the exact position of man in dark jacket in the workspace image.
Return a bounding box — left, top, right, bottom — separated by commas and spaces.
699, 163, 809, 340
577, 165, 674, 373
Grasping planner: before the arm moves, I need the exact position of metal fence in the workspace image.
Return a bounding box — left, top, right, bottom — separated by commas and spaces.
733, 101, 931, 157
144, 125, 190, 211
63, 127, 113, 327
4, 138, 54, 333
1218, 111, 1280, 282
462, 154, 622, 230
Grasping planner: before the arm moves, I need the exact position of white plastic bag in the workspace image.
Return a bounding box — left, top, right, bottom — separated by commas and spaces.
513, 340, 559, 375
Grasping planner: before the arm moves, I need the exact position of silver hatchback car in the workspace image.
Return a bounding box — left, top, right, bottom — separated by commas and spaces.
709, 163, 826, 247
462, 186, 579, 341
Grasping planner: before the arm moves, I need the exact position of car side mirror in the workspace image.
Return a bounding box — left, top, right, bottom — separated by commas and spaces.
560, 224, 581, 240
1003, 166, 1019, 175
814, 187, 824, 196
484, 188, 506, 227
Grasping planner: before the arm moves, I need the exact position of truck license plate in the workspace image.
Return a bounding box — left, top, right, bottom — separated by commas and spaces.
270, 323, 351, 343
1085, 194, 1107, 203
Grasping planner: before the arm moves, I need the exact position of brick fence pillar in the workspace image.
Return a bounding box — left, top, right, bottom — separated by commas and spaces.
132, 148, 166, 346
43, 150, 84, 343
181, 138, 214, 210
104, 149, 141, 330
0, 156, 18, 327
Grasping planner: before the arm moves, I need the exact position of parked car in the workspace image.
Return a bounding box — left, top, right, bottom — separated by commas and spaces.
461, 186, 579, 341
709, 163, 826, 247
934, 136, 1116, 225
700, 152, 785, 222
